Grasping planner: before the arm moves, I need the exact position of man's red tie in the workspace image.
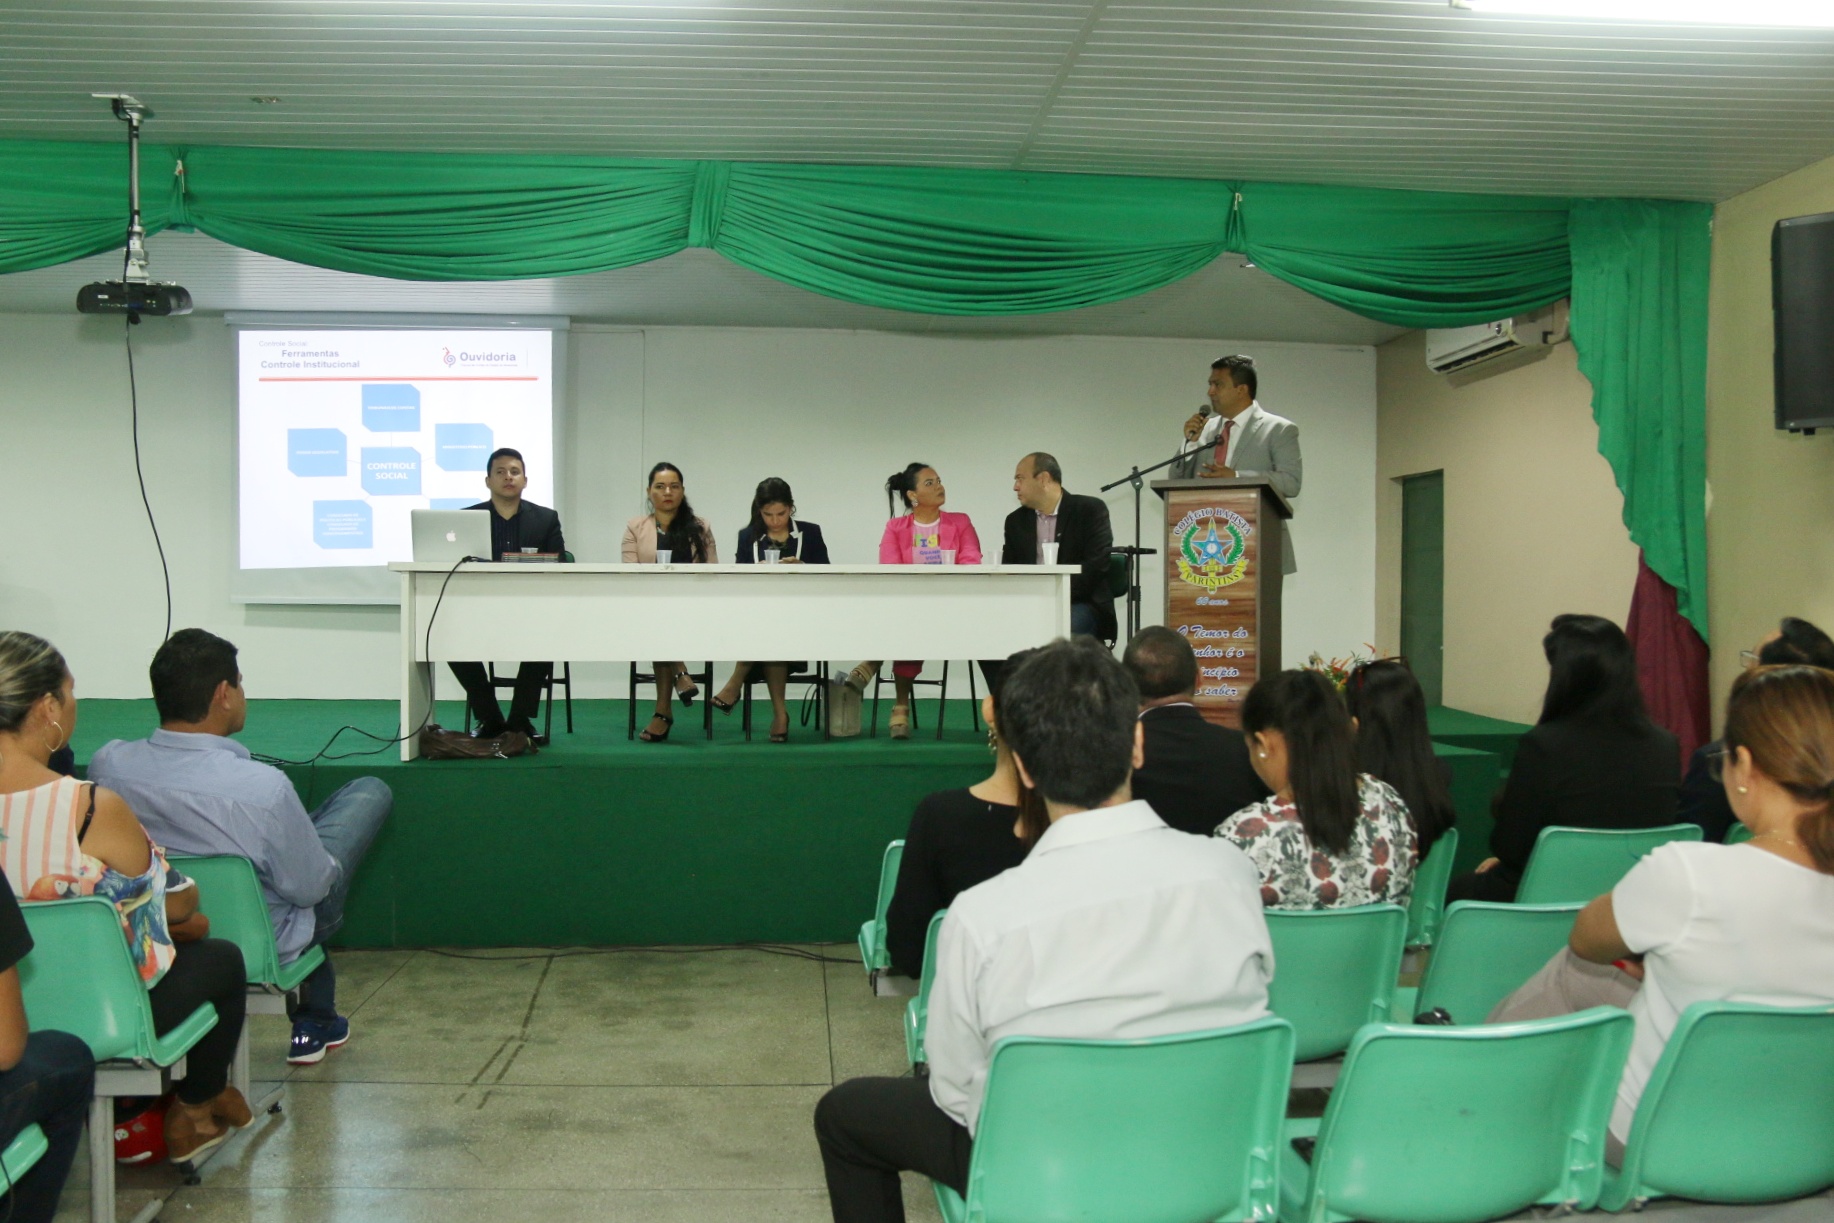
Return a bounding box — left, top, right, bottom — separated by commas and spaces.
1212, 418, 1235, 470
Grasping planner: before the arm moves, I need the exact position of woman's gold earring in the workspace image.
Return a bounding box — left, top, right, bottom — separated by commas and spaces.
1737, 785, 1749, 794
986, 728, 998, 756
44, 718, 66, 755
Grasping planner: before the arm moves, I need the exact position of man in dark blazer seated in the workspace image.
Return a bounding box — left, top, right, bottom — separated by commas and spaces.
451, 447, 567, 740
1002, 452, 1115, 640
1121, 626, 1269, 835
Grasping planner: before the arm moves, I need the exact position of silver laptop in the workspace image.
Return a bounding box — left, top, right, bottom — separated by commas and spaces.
411, 509, 492, 563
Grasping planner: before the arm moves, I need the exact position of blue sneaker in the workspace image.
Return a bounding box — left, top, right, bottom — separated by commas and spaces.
288, 1016, 351, 1065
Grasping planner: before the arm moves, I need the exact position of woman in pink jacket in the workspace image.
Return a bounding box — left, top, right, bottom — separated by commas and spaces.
841, 463, 982, 738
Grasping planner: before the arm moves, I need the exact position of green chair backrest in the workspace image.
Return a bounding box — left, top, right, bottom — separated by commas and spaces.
1405, 827, 1460, 948
1416, 902, 1581, 1024
1294, 1008, 1633, 1223
1604, 1001, 1834, 1210
1105, 551, 1128, 599
857, 840, 904, 973
170, 854, 322, 990
1724, 822, 1754, 845
906, 908, 947, 1066
954, 1018, 1295, 1223
0, 1123, 47, 1186
1515, 823, 1702, 905
1265, 904, 1408, 1062
18, 896, 206, 1064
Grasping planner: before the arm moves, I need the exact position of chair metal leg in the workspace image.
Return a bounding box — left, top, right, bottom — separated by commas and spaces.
870, 669, 882, 738
562, 663, 574, 733
969, 661, 982, 733
627, 662, 638, 740
232, 1025, 251, 1102
541, 668, 554, 741
89, 1093, 115, 1223
936, 661, 950, 740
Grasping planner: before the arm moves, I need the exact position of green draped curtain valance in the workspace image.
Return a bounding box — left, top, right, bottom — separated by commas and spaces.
0, 138, 1710, 636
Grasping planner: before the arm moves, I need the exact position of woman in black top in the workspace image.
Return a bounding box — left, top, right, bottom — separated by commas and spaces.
710, 478, 831, 742
0, 869, 94, 1223
884, 649, 1041, 978
1345, 659, 1457, 859
1447, 614, 1679, 903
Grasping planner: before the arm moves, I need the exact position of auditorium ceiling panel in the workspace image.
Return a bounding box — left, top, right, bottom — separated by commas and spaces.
1, 1, 1831, 202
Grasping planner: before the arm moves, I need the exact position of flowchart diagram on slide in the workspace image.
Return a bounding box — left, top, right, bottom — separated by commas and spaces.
238, 329, 553, 569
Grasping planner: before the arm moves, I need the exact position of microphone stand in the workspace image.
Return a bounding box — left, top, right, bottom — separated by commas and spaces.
1101, 441, 1199, 640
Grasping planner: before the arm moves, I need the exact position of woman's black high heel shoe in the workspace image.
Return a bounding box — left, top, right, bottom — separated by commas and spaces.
639, 713, 674, 742
675, 676, 699, 707
710, 694, 736, 715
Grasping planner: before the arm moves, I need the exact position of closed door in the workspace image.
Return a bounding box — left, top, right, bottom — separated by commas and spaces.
1400, 471, 1445, 706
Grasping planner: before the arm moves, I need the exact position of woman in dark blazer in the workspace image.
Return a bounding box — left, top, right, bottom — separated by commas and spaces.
1447, 614, 1680, 903
710, 478, 830, 742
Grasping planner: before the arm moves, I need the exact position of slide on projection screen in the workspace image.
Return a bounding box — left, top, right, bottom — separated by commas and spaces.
233, 318, 562, 604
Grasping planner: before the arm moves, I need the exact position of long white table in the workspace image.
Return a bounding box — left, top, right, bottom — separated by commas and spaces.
390, 561, 1076, 759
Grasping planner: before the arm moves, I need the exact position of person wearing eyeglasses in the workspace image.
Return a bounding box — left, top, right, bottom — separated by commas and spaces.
1489, 664, 1834, 1166
1677, 617, 1834, 842
1447, 615, 1680, 904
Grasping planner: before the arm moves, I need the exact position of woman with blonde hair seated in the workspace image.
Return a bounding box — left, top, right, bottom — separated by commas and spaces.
1492, 664, 1834, 1159
0, 631, 250, 1173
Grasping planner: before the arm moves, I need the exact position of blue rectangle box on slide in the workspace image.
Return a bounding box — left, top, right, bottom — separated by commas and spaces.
435, 423, 493, 472
361, 447, 421, 495
313, 501, 372, 549
429, 498, 477, 511
361, 384, 421, 432
287, 428, 347, 477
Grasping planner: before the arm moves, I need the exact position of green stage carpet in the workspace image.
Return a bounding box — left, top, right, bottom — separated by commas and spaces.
70, 698, 1523, 946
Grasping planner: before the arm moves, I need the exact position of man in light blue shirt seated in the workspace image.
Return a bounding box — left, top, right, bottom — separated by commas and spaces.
90, 629, 393, 1066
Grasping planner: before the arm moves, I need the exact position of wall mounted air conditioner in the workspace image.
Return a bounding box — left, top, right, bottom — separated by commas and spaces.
1424, 301, 1569, 374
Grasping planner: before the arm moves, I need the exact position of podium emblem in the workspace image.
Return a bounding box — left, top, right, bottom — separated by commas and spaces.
1174, 507, 1252, 591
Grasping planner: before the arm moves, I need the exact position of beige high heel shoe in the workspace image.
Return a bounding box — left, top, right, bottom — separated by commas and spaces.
889, 705, 911, 740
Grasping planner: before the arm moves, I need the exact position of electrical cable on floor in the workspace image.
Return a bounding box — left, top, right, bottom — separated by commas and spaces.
125, 316, 172, 645
250, 554, 478, 768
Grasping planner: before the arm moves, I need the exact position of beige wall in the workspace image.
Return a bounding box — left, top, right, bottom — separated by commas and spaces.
1375, 333, 1640, 723
1707, 152, 1834, 716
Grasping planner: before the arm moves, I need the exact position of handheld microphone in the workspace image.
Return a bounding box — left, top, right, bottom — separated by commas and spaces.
1197, 402, 1211, 418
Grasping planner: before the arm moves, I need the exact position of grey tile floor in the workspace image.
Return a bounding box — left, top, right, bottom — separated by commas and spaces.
49, 946, 1834, 1223
53, 944, 942, 1223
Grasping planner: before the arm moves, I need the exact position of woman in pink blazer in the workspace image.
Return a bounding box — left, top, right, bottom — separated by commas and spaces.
841, 463, 982, 738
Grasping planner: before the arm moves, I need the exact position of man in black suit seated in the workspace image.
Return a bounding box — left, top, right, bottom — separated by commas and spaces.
1002, 452, 1115, 641
450, 447, 567, 740
1121, 626, 1269, 835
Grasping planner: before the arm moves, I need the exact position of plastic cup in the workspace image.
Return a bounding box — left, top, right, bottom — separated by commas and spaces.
940, 549, 957, 566
655, 549, 673, 565
1040, 542, 1060, 565
763, 550, 782, 565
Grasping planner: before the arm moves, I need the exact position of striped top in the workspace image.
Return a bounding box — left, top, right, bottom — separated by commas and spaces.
0, 776, 175, 984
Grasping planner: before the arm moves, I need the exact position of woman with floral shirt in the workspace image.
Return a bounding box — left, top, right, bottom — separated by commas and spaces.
1215, 669, 1418, 909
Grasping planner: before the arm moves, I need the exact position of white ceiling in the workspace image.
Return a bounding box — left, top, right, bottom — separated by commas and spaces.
0, 231, 1410, 342
4, 1, 1832, 336
5, 0, 1832, 201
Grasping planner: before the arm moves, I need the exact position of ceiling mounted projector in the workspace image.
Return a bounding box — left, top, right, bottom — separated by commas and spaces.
76, 94, 191, 321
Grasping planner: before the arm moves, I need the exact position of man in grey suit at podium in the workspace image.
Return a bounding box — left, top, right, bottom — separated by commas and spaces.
1176, 354, 1302, 574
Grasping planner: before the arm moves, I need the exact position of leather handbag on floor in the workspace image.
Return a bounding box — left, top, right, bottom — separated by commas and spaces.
826, 680, 862, 738
418, 725, 536, 759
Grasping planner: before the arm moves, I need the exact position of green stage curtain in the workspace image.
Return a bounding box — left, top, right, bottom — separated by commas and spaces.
1235, 182, 1573, 329
175, 146, 699, 280
1569, 198, 1712, 638
0, 139, 177, 273
0, 138, 1708, 631
709, 162, 1238, 315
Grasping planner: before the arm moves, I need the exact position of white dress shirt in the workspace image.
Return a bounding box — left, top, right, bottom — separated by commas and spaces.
1184, 402, 1264, 470
923, 799, 1273, 1133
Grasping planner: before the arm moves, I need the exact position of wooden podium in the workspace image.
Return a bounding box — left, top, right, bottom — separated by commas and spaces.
1151, 478, 1292, 728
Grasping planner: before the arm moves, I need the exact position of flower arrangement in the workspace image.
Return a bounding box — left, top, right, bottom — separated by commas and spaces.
1304, 645, 1387, 691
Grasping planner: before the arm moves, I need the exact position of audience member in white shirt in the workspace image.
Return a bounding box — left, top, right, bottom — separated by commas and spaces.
1492, 664, 1834, 1160
813, 637, 1273, 1223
